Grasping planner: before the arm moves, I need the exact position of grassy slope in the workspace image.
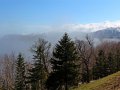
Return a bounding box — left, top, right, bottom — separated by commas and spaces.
73, 71, 120, 90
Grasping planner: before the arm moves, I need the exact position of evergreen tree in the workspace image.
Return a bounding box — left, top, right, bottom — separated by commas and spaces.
27, 39, 51, 90
28, 62, 46, 90
115, 49, 120, 71
15, 53, 26, 90
46, 33, 79, 90
93, 50, 108, 80
107, 52, 115, 75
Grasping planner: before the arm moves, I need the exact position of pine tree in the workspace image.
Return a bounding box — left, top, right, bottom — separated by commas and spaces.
92, 50, 108, 80
115, 49, 120, 71
46, 33, 79, 90
28, 62, 46, 90
27, 38, 51, 90
107, 52, 115, 75
15, 53, 26, 90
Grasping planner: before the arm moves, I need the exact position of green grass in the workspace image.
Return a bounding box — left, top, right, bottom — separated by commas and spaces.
73, 71, 120, 90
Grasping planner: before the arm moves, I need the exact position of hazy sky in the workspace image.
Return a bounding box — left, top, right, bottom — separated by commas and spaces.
0, 0, 120, 35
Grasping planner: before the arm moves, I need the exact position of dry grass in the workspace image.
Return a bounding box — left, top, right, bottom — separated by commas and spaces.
73, 71, 120, 90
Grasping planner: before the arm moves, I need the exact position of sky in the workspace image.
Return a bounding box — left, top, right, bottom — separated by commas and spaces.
0, 0, 120, 35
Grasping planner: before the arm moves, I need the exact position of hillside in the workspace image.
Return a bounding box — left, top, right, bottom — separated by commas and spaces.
73, 71, 120, 90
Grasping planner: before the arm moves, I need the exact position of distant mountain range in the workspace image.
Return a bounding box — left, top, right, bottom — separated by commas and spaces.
92, 27, 120, 39
0, 27, 120, 58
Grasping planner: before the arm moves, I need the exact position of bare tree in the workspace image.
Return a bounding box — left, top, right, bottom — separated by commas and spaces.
0, 53, 16, 90
76, 35, 94, 83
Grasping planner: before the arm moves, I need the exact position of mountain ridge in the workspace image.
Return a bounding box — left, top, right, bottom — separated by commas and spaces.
92, 27, 120, 39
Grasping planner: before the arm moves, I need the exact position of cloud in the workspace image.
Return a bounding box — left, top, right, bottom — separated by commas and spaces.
37, 20, 120, 33
1, 20, 120, 36
62, 21, 120, 32
23, 20, 120, 34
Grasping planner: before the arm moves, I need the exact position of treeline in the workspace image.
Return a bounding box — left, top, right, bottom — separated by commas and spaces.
0, 33, 120, 90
